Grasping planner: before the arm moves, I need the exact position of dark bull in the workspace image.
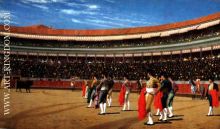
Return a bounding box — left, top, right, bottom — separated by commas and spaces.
16, 80, 33, 93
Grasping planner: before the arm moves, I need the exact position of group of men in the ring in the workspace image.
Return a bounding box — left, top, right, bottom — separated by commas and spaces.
139, 69, 219, 125
85, 73, 132, 114
84, 70, 177, 119
154, 73, 177, 122
86, 73, 115, 115
80, 69, 219, 125
138, 70, 177, 125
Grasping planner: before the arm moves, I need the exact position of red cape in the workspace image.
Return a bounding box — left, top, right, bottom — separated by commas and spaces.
209, 90, 219, 107
154, 91, 163, 111
82, 84, 86, 97
119, 84, 126, 106
138, 88, 146, 120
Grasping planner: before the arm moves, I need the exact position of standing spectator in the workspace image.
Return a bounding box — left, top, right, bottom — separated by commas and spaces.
189, 79, 197, 100
196, 79, 205, 100
70, 76, 76, 91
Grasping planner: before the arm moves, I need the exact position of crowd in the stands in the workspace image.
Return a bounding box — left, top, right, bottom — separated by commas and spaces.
1, 52, 219, 81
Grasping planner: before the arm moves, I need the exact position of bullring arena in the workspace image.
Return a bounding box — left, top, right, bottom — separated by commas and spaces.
1, 10, 220, 129
0, 88, 220, 129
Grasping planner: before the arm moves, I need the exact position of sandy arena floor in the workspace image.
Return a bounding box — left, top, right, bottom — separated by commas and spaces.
0, 89, 220, 129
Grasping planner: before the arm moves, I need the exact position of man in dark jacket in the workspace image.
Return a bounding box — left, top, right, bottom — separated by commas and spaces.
155, 73, 172, 121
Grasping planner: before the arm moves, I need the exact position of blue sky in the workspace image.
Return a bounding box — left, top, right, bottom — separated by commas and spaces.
0, 0, 220, 29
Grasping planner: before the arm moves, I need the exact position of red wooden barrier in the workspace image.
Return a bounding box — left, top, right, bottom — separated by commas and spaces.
22, 80, 220, 96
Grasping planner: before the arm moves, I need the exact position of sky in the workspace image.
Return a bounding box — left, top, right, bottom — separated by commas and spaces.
0, 0, 220, 29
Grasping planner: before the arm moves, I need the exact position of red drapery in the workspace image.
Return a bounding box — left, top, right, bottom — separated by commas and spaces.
82, 83, 86, 97
119, 84, 126, 106
138, 88, 146, 120
209, 90, 219, 107
154, 91, 163, 111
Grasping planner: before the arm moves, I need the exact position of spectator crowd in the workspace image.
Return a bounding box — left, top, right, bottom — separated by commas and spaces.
1, 53, 219, 81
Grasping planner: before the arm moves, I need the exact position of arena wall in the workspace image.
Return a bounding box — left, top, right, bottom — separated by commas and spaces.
11, 79, 220, 96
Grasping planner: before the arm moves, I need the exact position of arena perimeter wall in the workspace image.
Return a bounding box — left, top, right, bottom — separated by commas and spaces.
10, 79, 220, 96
